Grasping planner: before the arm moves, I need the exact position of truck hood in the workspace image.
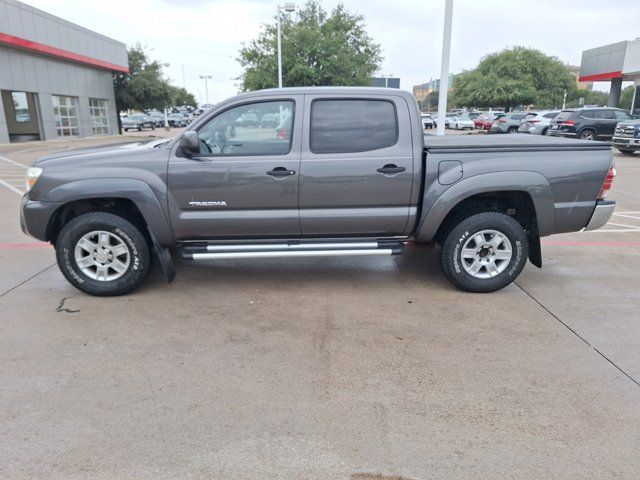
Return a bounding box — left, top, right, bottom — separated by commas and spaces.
618, 119, 640, 127
34, 139, 172, 168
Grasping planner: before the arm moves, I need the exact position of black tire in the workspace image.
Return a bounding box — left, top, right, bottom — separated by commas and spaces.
541, 127, 548, 136
440, 212, 529, 293
124, 128, 128, 132
617, 148, 636, 155
507, 127, 518, 134
55, 212, 151, 296
578, 129, 595, 140
137, 125, 142, 131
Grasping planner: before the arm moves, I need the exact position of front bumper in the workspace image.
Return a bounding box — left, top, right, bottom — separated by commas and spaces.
20, 196, 63, 241
612, 136, 640, 149
584, 199, 616, 231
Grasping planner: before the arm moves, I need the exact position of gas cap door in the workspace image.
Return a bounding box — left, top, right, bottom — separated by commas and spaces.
438, 160, 463, 185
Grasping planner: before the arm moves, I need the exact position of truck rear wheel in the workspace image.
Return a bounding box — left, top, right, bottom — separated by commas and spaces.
440, 212, 528, 293
55, 212, 151, 296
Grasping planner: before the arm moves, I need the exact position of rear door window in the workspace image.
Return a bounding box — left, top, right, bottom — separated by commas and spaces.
310, 99, 398, 154
543, 112, 559, 119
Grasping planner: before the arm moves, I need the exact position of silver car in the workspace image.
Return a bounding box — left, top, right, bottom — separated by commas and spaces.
518, 111, 560, 135
490, 112, 528, 134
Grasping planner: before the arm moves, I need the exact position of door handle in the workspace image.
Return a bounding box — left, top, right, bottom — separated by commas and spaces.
267, 166, 296, 177
377, 164, 406, 175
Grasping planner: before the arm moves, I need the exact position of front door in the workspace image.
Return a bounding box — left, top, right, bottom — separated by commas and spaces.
298, 94, 415, 236
1, 91, 41, 142
168, 97, 302, 240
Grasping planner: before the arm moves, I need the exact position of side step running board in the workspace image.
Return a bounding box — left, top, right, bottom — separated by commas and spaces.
181, 241, 404, 260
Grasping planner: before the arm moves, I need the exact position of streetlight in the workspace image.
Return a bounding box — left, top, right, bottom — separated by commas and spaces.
436, 0, 454, 136
199, 75, 212, 105
277, 3, 296, 88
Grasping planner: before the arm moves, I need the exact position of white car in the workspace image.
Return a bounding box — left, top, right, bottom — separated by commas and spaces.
421, 114, 434, 130
449, 115, 475, 130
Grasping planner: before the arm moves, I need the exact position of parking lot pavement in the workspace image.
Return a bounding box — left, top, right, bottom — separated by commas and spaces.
1, 139, 640, 479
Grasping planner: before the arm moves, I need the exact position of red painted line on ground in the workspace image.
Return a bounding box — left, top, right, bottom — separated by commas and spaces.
542, 240, 640, 248
0, 242, 51, 249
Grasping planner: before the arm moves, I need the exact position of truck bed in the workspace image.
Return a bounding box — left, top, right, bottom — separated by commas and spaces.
423, 133, 611, 151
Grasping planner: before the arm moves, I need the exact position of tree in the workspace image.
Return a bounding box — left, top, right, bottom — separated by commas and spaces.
619, 85, 636, 111
237, 1, 382, 91
113, 44, 197, 121
451, 47, 576, 111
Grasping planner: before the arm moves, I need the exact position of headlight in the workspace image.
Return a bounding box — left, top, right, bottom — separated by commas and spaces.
25, 167, 43, 192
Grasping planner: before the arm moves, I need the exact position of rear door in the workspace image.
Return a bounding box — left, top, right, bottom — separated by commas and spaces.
596, 109, 618, 138
168, 96, 303, 240
298, 94, 414, 236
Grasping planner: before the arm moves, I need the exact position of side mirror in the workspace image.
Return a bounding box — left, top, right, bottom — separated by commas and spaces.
180, 131, 199, 155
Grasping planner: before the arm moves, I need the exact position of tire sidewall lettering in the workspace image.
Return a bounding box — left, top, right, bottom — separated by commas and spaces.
453, 230, 470, 274
63, 247, 85, 284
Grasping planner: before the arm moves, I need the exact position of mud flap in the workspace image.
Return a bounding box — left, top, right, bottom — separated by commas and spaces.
527, 227, 542, 268
147, 227, 175, 283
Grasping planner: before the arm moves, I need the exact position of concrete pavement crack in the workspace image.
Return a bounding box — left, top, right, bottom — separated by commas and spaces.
515, 281, 640, 390
0, 263, 57, 298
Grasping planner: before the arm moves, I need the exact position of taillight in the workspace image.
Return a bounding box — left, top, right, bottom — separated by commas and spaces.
276, 128, 287, 139
564, 120, 575, 126
598, 163, 616, 199
529, 119, 540, 123
498, 118, 506, 123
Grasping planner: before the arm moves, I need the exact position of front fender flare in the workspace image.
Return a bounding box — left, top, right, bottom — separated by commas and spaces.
46, 178, 174, 246
415, 171, 555, 242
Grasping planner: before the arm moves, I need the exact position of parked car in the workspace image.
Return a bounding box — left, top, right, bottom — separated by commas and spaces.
490, 112, 528, 134
474, 114, 494, 131
548, 107, 634, 140
237, 113, 259, 127
421, 113, 434, 130
21, 87, 615, 297
259, 113, 280, 129
467, 111, 481, 120
122, 114, 155, 132
448, 115, 475, 130
611, 119, 640, 154
518, 111, 560, 135
167, 113, 187, 128
149, 113, 166, 128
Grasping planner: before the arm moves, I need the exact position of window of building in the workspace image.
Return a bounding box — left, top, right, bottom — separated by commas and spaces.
197, 100, 294, 156
52, 95, 79, 137
310, 99, 398, 154
90, 98, 110, 135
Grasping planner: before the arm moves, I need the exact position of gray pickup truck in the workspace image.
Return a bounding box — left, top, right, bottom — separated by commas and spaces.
20, 87, 616, 296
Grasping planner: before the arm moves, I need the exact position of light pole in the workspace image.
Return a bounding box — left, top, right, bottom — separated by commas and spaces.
436, 0, 454, 136
199, 75, 212, 105
277, 3, 296, 88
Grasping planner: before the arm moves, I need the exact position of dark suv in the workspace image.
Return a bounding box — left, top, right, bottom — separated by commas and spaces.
548, 107, 633, 140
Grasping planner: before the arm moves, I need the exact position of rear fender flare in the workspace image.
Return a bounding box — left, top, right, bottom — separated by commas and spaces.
415, 171, 555, 242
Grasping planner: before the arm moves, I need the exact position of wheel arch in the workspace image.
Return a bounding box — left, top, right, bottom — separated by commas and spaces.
44, 178, 174, 246
415, 172, 555, 266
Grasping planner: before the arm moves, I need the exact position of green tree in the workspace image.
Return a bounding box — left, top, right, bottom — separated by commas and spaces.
237, 1, 382, 91
619, 85, 636, 111
113, 44, 198, 129
451, 47, 576, 111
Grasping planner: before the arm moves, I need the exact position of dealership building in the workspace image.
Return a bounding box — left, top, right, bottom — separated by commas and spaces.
0, 0, 127, 144
579, 39, 640, 111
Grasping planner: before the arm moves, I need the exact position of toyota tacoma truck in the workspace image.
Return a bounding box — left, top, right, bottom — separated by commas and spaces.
20, 87, 616, 296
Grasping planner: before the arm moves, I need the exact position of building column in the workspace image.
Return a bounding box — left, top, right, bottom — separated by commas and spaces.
0, 97, 9, 144
37, 93, 57, 141
608, 77, 623, 107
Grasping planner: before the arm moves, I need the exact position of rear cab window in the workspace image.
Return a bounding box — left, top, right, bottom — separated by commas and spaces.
310, 99, 398, 154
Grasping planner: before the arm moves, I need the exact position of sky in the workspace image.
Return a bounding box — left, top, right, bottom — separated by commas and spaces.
21, 0, 640, 105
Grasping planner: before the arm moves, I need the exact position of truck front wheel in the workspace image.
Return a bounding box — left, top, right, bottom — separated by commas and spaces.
55, 212, 152, 296
440, 212, 528, 293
